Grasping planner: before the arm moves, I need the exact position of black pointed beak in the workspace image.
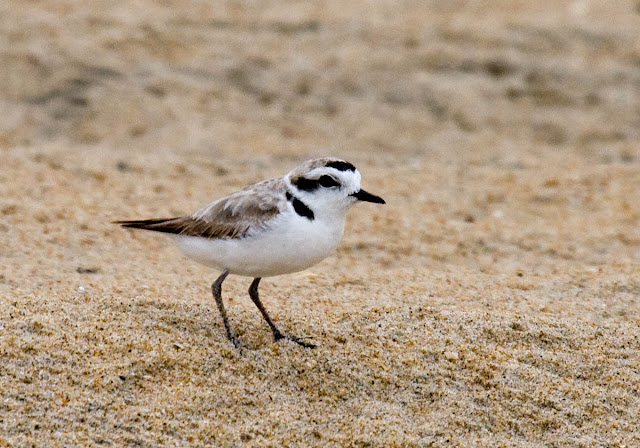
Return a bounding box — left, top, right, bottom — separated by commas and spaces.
350, 189, 385, 204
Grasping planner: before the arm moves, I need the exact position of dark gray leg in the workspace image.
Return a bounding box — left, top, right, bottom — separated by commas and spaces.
211, 269, 241, 348
248, 278, 315, 348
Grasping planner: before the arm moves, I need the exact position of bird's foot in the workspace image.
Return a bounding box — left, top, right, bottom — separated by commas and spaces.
231, 336, 243, 349
274, 332, 316, 349
223, 332, 243, 349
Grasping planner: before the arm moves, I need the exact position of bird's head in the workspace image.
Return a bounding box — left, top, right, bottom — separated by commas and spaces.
285, 158, 385, 217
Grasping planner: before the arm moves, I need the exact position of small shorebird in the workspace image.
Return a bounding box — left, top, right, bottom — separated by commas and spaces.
115, 158, 385, 348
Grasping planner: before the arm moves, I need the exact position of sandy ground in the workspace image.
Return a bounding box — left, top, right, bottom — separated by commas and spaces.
1, 1, 640, 446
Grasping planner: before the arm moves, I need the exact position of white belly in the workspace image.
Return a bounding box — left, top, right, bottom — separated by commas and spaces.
173, 213, 346, 277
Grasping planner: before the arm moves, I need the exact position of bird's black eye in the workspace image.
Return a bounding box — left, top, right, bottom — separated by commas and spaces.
318, 175, 340, 188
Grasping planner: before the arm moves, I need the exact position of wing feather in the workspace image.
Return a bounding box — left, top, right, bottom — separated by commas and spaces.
115, 177, 286, 239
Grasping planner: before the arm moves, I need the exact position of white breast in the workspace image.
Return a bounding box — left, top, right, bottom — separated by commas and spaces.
173, 210, 346, 278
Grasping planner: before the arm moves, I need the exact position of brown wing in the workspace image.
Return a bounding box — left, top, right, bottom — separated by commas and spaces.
114, 216, 254, 239
114, 177, 286, 240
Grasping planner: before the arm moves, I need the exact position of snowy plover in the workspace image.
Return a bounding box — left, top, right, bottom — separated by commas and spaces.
115, 158, 385, 348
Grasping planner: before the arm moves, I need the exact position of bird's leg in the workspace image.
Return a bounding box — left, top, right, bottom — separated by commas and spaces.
248, 278, 315, 348
211, 269, 241, 348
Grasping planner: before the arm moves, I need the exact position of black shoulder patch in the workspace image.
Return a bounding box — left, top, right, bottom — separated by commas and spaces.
325, 160, 356, 172
292, 177, 320, 192
286, 191, 314, 220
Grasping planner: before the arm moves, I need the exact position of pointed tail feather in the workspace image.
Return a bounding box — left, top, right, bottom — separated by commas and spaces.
113, 218, 186, 235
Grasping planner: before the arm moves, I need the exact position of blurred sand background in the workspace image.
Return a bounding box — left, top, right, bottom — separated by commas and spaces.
1, 1, 640, 446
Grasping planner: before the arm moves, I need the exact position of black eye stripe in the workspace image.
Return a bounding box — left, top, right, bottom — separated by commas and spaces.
292, 177, 320, 191
319, 175, 340, 188
292, 175, 341, 191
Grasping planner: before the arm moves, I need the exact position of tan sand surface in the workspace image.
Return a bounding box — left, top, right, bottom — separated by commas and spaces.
1, 1, 639, 446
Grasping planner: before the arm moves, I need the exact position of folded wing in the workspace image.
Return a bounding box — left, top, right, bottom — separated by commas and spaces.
115, 178, 286, 240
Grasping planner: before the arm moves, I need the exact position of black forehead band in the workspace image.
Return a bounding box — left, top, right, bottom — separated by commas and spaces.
325, 161, 356, 172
